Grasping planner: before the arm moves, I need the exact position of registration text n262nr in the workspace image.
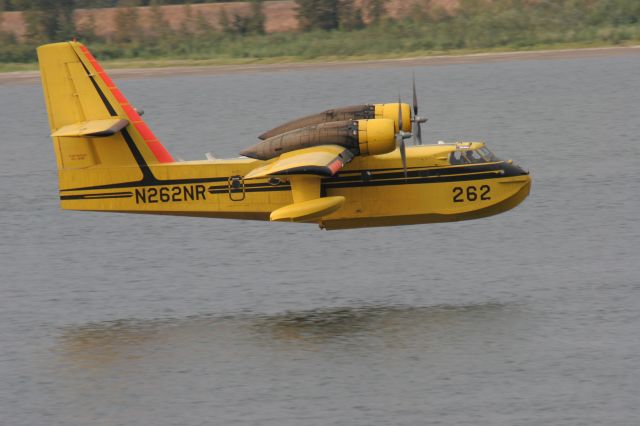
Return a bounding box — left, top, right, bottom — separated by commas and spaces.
135, 185, 207, 204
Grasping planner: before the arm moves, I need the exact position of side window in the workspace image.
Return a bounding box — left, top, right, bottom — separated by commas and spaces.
470, 150, 484, 163
450, 150, 463, 165
450, 148, 497, 165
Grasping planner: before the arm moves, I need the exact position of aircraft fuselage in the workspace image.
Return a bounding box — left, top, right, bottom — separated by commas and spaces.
58, 144, 530, 230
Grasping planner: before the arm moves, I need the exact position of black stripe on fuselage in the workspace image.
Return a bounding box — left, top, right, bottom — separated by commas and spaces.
324, 172, 501, 190
61, 161, 522, 193
327, 162, 506, 182
209, 183, 292, 195
60, 191, 133, 200
60, 176, 230, 192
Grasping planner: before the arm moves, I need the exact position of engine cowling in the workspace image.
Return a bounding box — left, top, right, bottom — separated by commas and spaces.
240, 118, 396, 161
374, 103, 411, 133
356, 118, 396, 156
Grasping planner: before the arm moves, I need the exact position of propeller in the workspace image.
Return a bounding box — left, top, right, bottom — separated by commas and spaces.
411, 73, 428, 145
396, 97, 412, 181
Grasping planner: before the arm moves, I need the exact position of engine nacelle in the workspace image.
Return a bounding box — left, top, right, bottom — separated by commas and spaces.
374, 103, 411, 133
357, 118, 396, 156
258, 103, 412, 140
240, 118, 397, 161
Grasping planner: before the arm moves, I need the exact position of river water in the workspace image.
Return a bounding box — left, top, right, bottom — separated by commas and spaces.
1, 52, 639, 425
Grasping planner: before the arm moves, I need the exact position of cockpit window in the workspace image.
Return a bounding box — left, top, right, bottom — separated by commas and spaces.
477, 147, 498, 162
449, 147, 499, 165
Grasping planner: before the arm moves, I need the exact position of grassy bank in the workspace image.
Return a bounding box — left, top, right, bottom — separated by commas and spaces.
2, 39, 639, 74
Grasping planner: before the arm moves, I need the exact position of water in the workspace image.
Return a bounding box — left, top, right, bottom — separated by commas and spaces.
1, 53, 640, 425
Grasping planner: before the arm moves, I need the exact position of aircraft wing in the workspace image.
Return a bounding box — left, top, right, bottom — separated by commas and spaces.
244, 145, 353, 180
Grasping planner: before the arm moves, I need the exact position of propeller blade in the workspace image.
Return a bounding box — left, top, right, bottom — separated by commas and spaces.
397, 96, 403, 132
410, 74, 428, 145
396, 95, 409, 179
412, 72, 418, 116
400, 139, 407, 181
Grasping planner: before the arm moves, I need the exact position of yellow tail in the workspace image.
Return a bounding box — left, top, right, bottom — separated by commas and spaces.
37, 42, 174, 180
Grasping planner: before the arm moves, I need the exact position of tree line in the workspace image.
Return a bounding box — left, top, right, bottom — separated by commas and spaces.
1, 0, 243, 11
1, 0, 639, 64
1, 0, 387, 39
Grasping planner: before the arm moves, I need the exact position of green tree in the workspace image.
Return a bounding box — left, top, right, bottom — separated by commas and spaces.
194, 9, 213, 36
218, 8, 232, 33
0, 0, 12, 11
366, 0, 386, 24
113, 0, 141, 43
218, 1, 264, 36
179, 2, 194, 35
339, 0, 364, 31
57, 0, 75, 39
148, 0, 172, 40
76, 11, 99, 42
247, 0, 265, 34
22, 0, 76, 43
295, 0, 340, 31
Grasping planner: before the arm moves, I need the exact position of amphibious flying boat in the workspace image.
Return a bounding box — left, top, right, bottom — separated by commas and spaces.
37, 41, 530, 230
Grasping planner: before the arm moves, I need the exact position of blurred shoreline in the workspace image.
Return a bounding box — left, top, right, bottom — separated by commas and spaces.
2, 45, 639, 85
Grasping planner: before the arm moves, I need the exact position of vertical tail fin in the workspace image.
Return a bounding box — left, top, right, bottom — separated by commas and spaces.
37, 41, 174, 175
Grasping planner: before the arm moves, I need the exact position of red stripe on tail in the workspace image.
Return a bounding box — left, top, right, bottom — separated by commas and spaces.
134, 122, 155, 141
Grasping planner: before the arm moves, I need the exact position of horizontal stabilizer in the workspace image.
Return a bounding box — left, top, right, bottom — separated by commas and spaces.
51, 118, 129, 137
270, 196, 345, 222
244, 145, 353, 180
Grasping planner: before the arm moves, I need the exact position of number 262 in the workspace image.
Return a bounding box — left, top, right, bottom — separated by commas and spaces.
453, 185, 491, 202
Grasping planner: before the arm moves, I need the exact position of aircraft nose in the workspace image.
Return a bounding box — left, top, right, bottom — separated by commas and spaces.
503, 160, 529, 177
515, 163, 529, 175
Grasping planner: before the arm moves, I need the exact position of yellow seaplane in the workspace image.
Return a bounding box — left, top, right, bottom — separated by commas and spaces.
37, 41, 530, 230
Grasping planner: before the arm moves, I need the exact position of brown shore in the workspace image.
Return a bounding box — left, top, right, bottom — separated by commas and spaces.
2, 45, 639, 86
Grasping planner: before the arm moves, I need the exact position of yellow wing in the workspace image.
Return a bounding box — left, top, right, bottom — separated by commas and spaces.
244, 145, 353, 180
